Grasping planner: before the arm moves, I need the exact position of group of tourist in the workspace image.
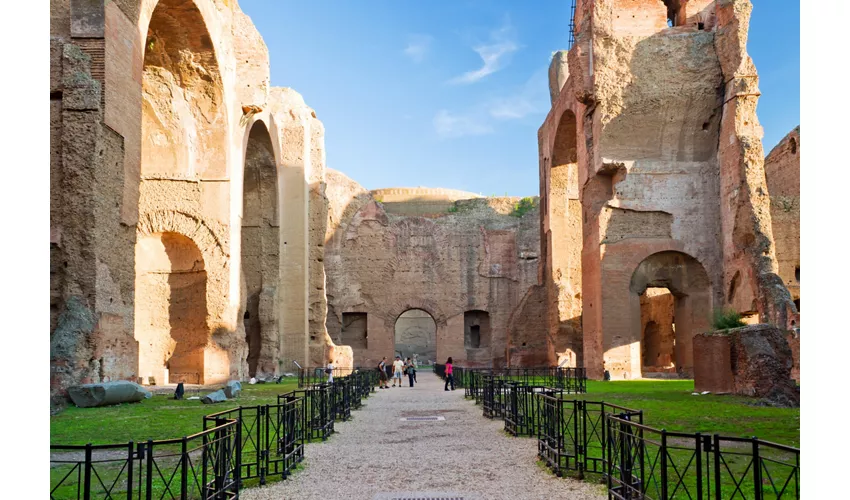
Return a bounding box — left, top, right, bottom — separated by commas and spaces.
372, 355, 457, 392
377, 356, 418, 388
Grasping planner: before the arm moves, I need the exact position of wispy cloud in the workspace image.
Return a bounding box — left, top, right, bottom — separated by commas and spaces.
434, 67, 548, 139
449, 18, 519, 84
487, 68, 548, 119
433, 109, 494, 139
404, 34, 433, 63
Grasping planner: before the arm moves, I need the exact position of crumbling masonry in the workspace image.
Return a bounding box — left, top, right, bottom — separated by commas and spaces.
50, 0, 348, 406
50, 0, 801, 403
534, 0, 799, 379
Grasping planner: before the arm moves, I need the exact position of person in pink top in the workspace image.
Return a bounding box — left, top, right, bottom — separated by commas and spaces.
444, 357, 455, 391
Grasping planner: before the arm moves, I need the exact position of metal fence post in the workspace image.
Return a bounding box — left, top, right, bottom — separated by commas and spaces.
180, 436, 188, 499
126, 441, 134, 500
83, 443, 92, 500
235, 418, 242, 495
695, 432, 703, 499
713, 434, 721, 499
145, 440, 153, 500
660, 430, 668, 500
260, 405, 267, 485
753, 437, 763, 500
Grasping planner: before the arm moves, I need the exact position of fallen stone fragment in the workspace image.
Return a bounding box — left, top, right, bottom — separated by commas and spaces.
68, 381, 152, 408
202, 389, 227, 404
223, 381, 242, 398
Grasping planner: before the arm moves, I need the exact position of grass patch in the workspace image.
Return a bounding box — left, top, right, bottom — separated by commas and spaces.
51, 380, 300, 445
576, 380, 799, 446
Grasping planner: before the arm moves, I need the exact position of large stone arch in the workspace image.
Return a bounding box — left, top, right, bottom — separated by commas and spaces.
385, 300, 448, 364
139, 0, 228, 179
136, 209, 243, 383
544, 108, 583, 368
627, 250, 713, 378
394, 309, 438, 364
240, 120, 281, 377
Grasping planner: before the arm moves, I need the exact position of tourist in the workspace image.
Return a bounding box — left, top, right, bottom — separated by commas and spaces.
405, 357, 415, 387
326, 358, 334, 384
392, 356, 404, 387
444, 357, 455, 391
378, 357, 389, 389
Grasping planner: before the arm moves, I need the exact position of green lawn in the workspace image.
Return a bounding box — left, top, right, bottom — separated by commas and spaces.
51, 380, 301, 445
574, 380, 799, 446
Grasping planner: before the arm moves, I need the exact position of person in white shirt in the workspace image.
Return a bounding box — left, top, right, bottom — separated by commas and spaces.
326, 359, 334, 384
392, 356, 404, 387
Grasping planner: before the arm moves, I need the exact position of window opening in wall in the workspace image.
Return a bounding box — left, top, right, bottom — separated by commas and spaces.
698, 22, 705, 30
790, 138, 798, 155
341, 312, 368, 350
794, 298, 800, 312
469, 325, 481, 349
463, 310, 491, 352
795, 266, 800, 282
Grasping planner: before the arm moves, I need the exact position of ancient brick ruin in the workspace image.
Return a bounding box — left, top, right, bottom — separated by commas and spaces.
50, 0, 801, 406
323, 172, 540, 369
535, 0, 799, 379
50, 0, 347, 406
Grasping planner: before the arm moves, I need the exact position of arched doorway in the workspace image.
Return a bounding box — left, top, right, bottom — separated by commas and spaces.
547, 108, 583, 368
394, 309, 436, 365
630, 251, 711, 377
639, 288, 676, 374
241, 121, 279, 377
136, 0, 227, 385
135, 232, 208, 384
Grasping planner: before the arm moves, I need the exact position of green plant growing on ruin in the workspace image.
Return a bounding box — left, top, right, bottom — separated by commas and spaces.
374, 196, 383, 203
447, 204, 459, 213
511, 197, 538, 218
711, 308, 746, 331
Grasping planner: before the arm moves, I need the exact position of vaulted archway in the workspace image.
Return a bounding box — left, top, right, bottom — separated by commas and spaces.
629, 251, 712, 378
241, 120, 280, 377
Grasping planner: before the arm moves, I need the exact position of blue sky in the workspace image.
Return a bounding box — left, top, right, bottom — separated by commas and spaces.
241, 1, 800, 196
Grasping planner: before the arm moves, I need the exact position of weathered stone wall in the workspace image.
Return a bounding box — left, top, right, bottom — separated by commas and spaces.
50, 0, 334, 405
324, 171, 540, 368
537, 0, 797, 380
694, 324, 798, 406
764, 127, 800, 303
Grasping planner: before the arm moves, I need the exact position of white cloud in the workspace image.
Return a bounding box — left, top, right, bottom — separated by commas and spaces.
487, 68, 549, 119
433, 68, 548, 139
433, 109, 494, 139
404, 34, 433, 63
449, 19, 519, 84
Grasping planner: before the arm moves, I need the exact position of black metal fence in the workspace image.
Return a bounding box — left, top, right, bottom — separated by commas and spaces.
436, 365, 587, 396
51, 370, 379, 499
202, 397, 304, 486
51, 418, 240, 499
445, 367, 800, 499
606, 414, 800, 500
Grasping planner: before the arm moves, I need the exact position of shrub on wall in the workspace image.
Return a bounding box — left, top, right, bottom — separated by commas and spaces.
711, 308, 746, 331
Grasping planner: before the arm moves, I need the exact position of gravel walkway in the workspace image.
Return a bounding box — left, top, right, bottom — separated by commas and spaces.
243, 372, 605, 500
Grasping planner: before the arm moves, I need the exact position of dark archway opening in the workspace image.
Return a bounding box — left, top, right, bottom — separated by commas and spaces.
241, 121, 278, 377
639, 288, 676, 375
630, 251, 711, 378
394, 309, 436, 365
135, 232, 208, 385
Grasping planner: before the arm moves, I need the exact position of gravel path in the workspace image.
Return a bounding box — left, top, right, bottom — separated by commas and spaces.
243, 372, 605, 500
